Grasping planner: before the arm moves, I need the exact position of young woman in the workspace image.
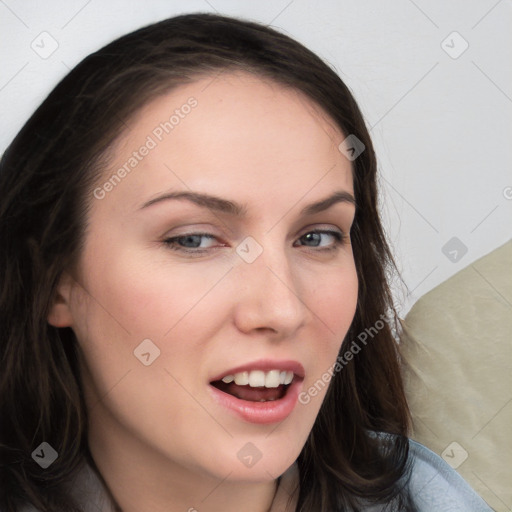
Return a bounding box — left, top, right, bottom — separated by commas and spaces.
0, 13, 492, 512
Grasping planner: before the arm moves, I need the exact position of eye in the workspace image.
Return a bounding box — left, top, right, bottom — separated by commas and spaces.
163, 233, 222, 253
294, 229, 346, 251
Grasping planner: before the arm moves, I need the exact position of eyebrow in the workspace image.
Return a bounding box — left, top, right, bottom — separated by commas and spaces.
140, 189, 356, 216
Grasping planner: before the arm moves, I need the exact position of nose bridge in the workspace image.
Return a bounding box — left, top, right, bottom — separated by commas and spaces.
233, 236, 307, 335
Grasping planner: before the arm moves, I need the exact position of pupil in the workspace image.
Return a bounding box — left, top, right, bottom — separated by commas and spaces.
181, 235, 201, 248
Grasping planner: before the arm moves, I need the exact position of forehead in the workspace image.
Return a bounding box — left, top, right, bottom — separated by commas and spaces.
95, 71, 353, 216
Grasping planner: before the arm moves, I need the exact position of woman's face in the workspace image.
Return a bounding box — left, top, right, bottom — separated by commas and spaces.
51, 72, 358, 483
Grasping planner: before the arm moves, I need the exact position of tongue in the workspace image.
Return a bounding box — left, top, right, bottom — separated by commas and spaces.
212, 381, 287, 402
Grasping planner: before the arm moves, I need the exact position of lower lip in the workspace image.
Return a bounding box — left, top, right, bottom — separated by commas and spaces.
208, 378, 303, 424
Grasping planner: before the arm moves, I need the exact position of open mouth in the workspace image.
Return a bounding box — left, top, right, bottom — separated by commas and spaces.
208, 363, 305, 423
210, 370, 295, 402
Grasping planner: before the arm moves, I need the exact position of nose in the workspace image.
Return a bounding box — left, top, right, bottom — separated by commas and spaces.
232, 242, 308, 338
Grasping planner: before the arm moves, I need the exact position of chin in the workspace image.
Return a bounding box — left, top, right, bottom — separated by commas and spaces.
195, 437, 303, 483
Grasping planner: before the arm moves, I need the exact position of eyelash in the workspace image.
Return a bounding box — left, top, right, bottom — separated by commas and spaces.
163, 229, 347, 255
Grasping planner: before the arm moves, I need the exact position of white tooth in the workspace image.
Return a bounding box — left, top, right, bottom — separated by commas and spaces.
284, 371, 294, 385
265, 370, 281, 388
234, 371, 249, 385
231, 369, 294, 387
248, 370, 265, 387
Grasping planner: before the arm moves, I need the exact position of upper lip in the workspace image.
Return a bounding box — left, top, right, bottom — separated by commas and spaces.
209, 359, 305, 382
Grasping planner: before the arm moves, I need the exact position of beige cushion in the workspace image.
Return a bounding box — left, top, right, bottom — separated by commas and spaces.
401, 239, 512, 512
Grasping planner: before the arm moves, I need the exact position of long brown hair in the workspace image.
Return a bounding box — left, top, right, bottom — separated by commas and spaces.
0, 13, 413, 511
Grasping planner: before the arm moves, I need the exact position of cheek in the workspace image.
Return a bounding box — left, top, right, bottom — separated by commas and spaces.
70, 250, 237, 446
302, 257, 358, 345
316, 266, 358, 323
297, 258, 358, 402
76, 245, 233, 336
70, 246, 235, 393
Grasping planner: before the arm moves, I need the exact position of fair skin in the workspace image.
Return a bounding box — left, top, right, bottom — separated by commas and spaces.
48, 72, 358, 512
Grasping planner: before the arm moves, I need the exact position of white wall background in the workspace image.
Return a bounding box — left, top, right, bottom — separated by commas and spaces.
1, 0, 511, 316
